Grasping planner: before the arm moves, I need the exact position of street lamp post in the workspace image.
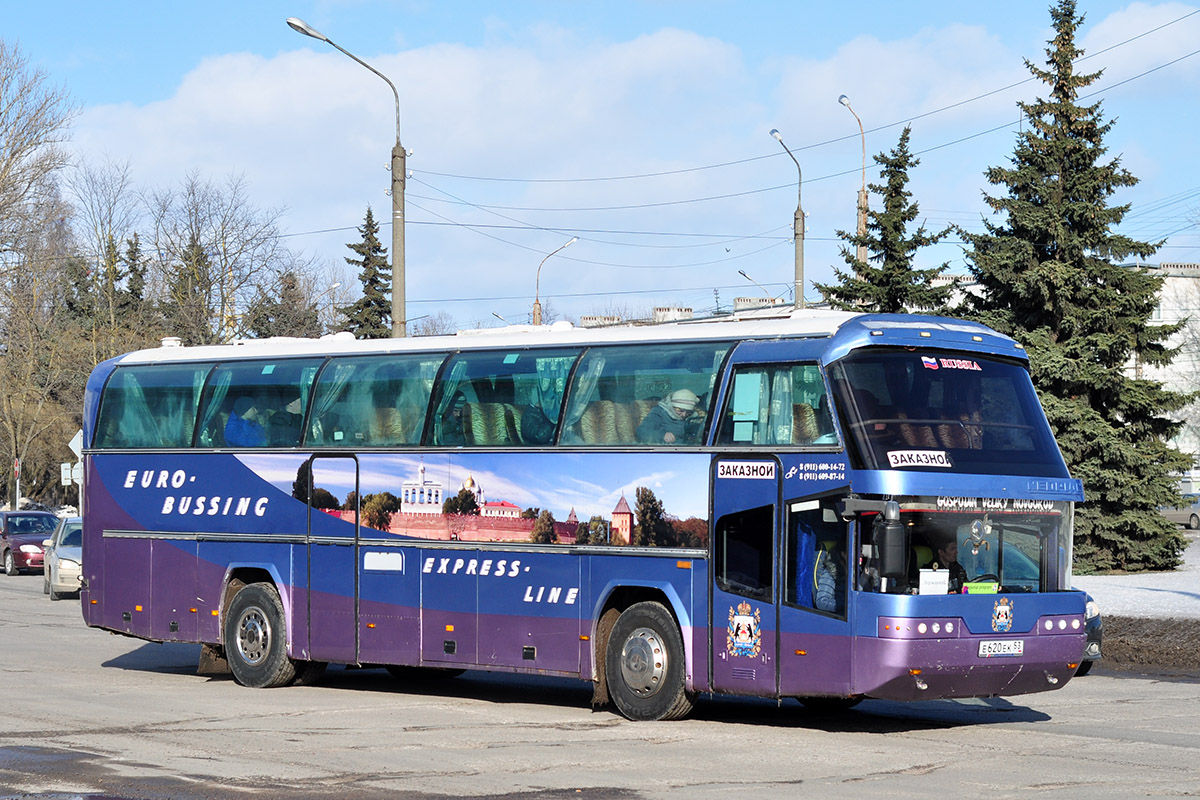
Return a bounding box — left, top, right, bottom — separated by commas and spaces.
532, 237, 578, 325
838, 94, 868, 268
738, 269, 779, 306
287, 17, 407, 338
768, 129, 805, 309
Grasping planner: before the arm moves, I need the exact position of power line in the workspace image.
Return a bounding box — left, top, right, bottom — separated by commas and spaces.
410, 9, 1200, 186
407, 39, 1200, 217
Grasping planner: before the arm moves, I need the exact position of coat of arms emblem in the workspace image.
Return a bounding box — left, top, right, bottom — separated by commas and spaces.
992, 597, 1014, 633
727, 601, 762, 657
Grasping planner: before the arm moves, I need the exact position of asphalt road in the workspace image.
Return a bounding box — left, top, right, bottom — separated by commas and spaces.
2, 574, 1199, 799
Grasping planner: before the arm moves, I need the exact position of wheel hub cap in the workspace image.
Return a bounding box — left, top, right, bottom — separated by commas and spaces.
620, 627, 666, 698
236, 606, 270, 666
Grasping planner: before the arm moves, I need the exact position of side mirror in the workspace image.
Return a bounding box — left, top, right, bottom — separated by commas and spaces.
42, 538, 52, 548
873, 515, 909, 592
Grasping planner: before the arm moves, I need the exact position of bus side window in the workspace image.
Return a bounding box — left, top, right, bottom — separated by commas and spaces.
562, 342, 729, 446
307, 355, 444, 447
714, 505, 773, 600
785, 500, 847, 616
717, 363, 830, 446
430, 349, 580, 446
96, 364, 211, 448
198, 359, 323, 449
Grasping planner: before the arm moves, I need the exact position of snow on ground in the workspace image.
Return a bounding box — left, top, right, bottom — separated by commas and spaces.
1073, 531, 1200, 620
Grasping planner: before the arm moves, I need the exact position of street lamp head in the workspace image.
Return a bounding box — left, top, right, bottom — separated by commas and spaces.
565, 236, 579, 248
769, 128, 783, 142
838, 94, 852, 108
286, 17, 328, 42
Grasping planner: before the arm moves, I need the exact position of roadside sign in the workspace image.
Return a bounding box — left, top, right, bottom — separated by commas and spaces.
69, 429, 83, 460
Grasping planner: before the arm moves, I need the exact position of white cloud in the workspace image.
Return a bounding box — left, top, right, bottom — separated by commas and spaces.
66, 7, 1197, 324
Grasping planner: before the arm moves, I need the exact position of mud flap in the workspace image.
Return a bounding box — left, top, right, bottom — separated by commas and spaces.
197, 643, 231, 675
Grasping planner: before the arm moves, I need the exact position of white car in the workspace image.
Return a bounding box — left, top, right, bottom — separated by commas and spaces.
1162, 494, 1200, 530
42, 516, 82, 600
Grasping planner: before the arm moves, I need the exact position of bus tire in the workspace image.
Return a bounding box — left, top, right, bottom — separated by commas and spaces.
605, 601, 694, 721
224, 582, 297, 689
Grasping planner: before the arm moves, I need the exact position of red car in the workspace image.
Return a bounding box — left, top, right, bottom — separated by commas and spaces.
1, 511, 61, 576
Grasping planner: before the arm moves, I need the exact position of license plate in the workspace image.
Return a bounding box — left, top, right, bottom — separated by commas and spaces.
978, 639, 1024, 657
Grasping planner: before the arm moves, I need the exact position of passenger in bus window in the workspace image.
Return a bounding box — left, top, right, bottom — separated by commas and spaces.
268, 393, 303, 445
636, 389, 699, 444
225, 396, 267, 447
814, 540, 846, 614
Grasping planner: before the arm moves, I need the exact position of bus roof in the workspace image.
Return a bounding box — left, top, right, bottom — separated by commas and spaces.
110, 307, 1023, 364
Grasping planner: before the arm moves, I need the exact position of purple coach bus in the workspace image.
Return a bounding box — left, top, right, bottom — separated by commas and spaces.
80, 309, 1087, 720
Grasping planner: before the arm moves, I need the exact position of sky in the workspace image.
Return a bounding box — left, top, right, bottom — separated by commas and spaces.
6, 1, 1200, 330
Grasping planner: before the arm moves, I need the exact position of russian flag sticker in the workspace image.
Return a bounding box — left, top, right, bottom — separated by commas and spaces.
921, 356, 939, 370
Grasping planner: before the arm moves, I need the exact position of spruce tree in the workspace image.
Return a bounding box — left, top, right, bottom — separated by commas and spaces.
962, 0, 1191, 571
245, 272, 321, 338
816, 126, 952, 313
164, 234, 219, 346
341, 207, 392, 339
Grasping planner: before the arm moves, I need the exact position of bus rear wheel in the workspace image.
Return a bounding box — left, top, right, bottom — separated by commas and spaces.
605, 601, 694, 721
224, 582, 298, 689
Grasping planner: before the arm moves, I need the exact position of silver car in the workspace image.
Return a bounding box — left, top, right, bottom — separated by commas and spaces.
1162, 493, 1200, 530
42, 516, 82, 600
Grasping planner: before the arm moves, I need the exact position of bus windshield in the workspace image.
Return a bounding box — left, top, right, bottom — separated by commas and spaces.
828, 350, 1068, 477
854, 497, 1074, 596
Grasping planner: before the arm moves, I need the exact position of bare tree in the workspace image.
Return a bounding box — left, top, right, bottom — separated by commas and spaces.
146, 172, 304, 344
64, 156, 148, 361
410, 310, 457, 337
0, 39, 76, 259
0, 186, 83, 507
0, 40, 78, 507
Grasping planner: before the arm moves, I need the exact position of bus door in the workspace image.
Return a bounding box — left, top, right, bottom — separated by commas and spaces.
776, 489, 854, 699
306, 456, 360, 664
710, 457, 780, 698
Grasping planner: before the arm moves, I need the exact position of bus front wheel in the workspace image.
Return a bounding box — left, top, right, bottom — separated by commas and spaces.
224, 582, 298, 689
605, 601, 694, 721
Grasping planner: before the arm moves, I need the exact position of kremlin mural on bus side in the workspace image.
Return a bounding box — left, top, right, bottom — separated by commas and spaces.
239, 451, 710, 548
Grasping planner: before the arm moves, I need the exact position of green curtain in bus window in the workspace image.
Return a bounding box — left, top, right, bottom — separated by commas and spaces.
96, 364, 211, 448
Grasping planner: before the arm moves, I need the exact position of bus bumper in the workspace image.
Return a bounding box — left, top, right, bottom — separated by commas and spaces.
853, 630, 1086, 701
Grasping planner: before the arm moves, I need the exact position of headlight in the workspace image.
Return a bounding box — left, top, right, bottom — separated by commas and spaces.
19, 544, 42, 554
1085, 600, 1100, 620
60, 559, 80, 570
